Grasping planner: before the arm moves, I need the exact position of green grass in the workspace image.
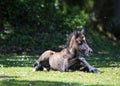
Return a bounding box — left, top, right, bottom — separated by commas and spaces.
0, 55, 120, 86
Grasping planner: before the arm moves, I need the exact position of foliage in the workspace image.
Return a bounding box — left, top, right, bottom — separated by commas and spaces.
64, 11, 89, 30
0, 0, 91, 54
0, 0, 119, 55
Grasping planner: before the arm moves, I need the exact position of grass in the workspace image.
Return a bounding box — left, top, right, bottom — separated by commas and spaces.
0, 54, 120, 86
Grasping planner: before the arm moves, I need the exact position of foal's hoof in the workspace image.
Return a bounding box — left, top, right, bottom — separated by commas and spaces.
33, 68, 37, 71
91, 69, 101, 74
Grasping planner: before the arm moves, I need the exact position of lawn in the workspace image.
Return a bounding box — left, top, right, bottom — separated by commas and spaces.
0, 54, 120, 86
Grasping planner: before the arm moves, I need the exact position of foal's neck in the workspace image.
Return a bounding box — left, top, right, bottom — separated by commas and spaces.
67, 35, 78, 57
68, 47, 76, 57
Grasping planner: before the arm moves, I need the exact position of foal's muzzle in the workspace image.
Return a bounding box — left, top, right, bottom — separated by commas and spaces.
80, 43, 93, 57
85, 48, 93, 57
88, 48, 93, 55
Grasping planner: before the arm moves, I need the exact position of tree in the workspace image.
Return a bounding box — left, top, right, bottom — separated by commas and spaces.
92, 0, 120, 40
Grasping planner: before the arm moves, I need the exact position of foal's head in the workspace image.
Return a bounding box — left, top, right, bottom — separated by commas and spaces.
66, 29, 93, 57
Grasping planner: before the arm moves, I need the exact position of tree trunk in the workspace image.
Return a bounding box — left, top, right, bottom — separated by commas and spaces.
0, 19, 4, 33
112, 0, 120, 39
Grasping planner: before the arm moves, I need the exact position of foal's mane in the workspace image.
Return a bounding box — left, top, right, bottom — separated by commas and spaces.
65, 30, 81, 48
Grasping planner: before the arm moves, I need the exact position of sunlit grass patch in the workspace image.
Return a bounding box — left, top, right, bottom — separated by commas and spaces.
0, 55, 120, 86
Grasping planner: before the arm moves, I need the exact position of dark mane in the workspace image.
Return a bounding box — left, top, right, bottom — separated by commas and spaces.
64, 32, 74, 48
65, 30, 81, 48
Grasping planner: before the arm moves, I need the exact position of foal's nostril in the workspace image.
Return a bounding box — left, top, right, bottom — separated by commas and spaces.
89, 50, 93, 54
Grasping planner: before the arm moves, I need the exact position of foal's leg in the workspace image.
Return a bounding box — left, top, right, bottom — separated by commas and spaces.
78, 57, 101, 73
61, 59, 69, 72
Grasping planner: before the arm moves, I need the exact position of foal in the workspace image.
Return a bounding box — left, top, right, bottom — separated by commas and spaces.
33, 30, 82, 72
33, 30, 101, 73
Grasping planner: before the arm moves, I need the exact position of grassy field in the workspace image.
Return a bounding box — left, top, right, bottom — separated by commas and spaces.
0, 54, 120, 86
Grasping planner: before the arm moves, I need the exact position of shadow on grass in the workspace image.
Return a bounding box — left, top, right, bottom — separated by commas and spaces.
87, 54, 120, 68
0, 76, 18, 78
0, 78, 112, 86
0, 75, 79, 86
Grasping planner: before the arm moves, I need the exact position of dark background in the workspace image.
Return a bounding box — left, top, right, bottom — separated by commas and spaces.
0, 0, 120, 55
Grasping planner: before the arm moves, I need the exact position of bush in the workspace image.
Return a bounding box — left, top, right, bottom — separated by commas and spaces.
0, 0, 91, 55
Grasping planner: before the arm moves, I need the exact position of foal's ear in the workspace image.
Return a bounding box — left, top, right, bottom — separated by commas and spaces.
81, 29, 85, 34
74, 30, 78, 37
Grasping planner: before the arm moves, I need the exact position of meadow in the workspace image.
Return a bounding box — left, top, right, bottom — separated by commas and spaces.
0, 54, 120, 86
0, 1, 120, 86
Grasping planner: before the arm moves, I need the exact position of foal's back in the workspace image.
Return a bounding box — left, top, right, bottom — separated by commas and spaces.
49, 49, 68, 71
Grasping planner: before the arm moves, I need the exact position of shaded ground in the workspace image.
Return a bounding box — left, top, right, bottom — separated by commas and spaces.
0, 78, 79, 86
